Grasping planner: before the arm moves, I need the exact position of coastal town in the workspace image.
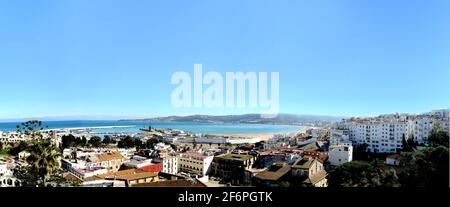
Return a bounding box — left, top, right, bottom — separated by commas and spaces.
0, 109, 448, 187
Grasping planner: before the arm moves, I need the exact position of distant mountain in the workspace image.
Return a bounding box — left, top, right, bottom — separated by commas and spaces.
119, 114, 345, 125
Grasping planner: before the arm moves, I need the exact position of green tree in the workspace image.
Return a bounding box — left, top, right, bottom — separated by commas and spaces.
102, 136, 112, 145
145, 138, 158, 149
118, 136, 136, 148
61, 134, 76, 149
9, 141, 29, 155
16, 120, 48, 140
26, 140, 62, 186
88, 136, 102, 148
428, 129, 449, 147
328, 161, 382, 187
80, 137, 88, 146
134, 139, 143, 150
192, 138, 197, 149
398, 146, 449, 187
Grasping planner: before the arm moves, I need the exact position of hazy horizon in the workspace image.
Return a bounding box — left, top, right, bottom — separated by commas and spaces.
1, 0, 449, 119
2, 108, 450, 123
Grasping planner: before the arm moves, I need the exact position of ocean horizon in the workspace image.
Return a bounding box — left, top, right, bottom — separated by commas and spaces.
0, 120, 305, 135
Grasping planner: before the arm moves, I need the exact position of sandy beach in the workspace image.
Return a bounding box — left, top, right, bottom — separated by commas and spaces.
211, 129, 307, 141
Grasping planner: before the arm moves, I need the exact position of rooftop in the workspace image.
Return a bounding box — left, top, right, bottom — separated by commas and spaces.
97, 169, 157, 181
182, 152, 210, 159
132, 179, 207, 187
292, 157, 313, 169
254, 163, 291, 181
216, 153, 253, 161
87, 151, 124, 163
304, 170, 327, 185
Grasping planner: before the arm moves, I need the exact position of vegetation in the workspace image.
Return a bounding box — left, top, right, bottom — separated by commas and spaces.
8, 141, 29, 155
26, 140, 62, 186
329, 129, 449, 187
15, 120, 48, 139
401, 136, 417, 152
12, 120, 77, 187
117, 136, 136, 148
113, 136, 157, 149
88, 136, 102, 148
327, 160, 400, 187
427, 129, 449, 147
398, 146, 449, 187
62, 134, 105, 148
102, 135, 116, 145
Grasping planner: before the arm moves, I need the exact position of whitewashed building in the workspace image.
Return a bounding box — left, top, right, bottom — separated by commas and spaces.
337, 120, 408, 153
328, 144, 353, 166
162, 156, 178, 175
409, 118, 434, 145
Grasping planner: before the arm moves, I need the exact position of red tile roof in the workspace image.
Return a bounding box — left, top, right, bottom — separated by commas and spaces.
138, 163, 163, 173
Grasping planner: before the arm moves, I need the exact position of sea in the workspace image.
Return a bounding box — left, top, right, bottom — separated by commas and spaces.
0, 120, 305, 135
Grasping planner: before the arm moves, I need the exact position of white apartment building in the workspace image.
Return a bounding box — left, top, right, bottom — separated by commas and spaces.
408, 118, 434, 145
336, 120, 408, 153
162, 156, 178, 175
328, 144, 353, 166
334, 110, 450, 153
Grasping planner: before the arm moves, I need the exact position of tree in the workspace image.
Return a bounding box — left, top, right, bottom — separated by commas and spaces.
428, 129, 449, 147
192, 138, 197, 149
25, 140, 62, 186
402, 136, 417, 152
328, 161, 384, 187
398, 146, 449, 187
80, 137, 88, 146
16, 120, 48, 140
118, 136, 136, 148
134, 139, 143, 150
12, 120, 75, 187
61, 134, 76, 149
9, 141, 29, 155
88, 136, 102, 148
145, 139, 158, 149
0, 141, 3, 151
102, 136, 112, 145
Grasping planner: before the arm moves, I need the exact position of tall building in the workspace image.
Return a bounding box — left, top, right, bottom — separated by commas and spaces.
333, 110, 450, 153
162, 156, 178, 175
342, 120, 407, 153
178, 152, 213, 178
409, 118, 434, 145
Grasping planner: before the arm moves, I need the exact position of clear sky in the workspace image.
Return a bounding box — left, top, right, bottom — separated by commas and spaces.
0, 0, 449, 120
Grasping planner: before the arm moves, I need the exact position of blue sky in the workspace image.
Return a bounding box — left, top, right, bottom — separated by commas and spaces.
0, 0, 449, 120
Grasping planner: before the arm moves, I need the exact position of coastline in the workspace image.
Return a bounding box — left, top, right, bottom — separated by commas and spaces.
210, 128, 308, 141
1, 121, 309, 136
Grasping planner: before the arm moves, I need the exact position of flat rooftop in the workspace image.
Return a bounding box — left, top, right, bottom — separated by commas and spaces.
217, 153, 253, 161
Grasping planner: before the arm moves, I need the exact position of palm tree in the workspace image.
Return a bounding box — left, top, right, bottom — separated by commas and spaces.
26, 140, 62, 186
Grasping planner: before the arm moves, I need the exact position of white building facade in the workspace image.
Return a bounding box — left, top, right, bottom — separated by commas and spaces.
328, 144, 353, 166
162, 156, 178, 175
341, 121, 408, 153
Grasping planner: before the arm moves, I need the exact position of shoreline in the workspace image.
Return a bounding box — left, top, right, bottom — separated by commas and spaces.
210, 128, 309, 141
1, 122, 312, 137
43, 125, 137, 131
